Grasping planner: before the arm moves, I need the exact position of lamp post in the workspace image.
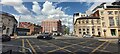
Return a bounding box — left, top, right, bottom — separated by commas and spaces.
103, 29, 106, 38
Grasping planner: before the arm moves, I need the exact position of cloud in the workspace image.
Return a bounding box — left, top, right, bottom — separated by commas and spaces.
1, 0, 31, 14
87, 0, 116, 11
2, 1, 74, 32
63, 7, 70, 12
53, 2, 62, 7
32, 1, 41, 14
87, 2, 102, 11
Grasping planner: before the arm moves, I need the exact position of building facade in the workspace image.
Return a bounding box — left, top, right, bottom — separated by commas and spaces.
0, 12, 18, 36
91, 2, 120, 38
73, 13, 87, 24
74, 17, 101, 37
19, 22, 42, 35
41, 19, 62, 34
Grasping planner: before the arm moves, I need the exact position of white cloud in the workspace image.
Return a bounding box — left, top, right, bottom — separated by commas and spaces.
2, 1, 74, 32
41, 1, 73, 32
1, 0, 30, 14
87, 0, 116, 12
0, 0, 22, 6
32, 1, 41, 14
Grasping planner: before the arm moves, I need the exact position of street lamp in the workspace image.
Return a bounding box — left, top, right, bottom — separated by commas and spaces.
103, 29, 106, 38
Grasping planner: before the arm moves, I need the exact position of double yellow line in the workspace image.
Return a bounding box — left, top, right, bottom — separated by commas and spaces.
89, 40, 109, 54
47, 40, 91, 53
22, 39, 25, 52
22, 39, 37, 54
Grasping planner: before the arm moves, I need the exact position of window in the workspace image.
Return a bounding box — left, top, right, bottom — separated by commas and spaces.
81, 15, 83, 17
116, 16, 119, 26
9, 19, 11, 21
79, 29, 81, 31
87, 29, 89, 31
108, 11, 113, 15
74, 13, 79, 16
87, 31, 89, 33
98, 28, 100, 31
97, 19, 100, 24
91, 19, 94, 24
86, 19, 89, 23
102, 22, 105, 27
79, 32, 81, 34
6, 28, 9, 34
78, 21, 81, 24
109, 17, 115, 26
84, 15, 85, 16
101, 11, 104, 15
83, 29, 85, 31
101, 17, 104, 20
82, 20, 85, 23
115, 11, 118, 15
111, 29, 116, 36
92, 27, 94, 32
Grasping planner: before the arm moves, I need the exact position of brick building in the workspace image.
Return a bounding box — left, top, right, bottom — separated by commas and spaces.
18, 22, 42, 35
41, 19, 62, 34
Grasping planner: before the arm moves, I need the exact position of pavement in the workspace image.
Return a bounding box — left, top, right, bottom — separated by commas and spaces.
11, 35, 118, 43
2, 37, 119, 54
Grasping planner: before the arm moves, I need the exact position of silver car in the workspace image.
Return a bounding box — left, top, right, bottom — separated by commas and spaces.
82, 34, 93, 38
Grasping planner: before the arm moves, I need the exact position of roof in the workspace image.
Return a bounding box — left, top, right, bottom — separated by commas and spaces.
74, 17, 100, 25
76, 17, 100, 19
42, 19, 61, 22
0, 11, 18, 23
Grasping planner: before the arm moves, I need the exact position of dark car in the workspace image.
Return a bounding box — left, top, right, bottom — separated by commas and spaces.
118, 39, 120, 45
2, 35, 11, 42
37, 33, 53, 40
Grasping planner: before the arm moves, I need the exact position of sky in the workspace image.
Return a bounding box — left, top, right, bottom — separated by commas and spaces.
0, 0, 116, 32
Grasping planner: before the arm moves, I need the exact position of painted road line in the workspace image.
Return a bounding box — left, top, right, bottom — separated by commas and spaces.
39, 40, 75, 54
22, 39, 25, 53
90, 40, 108, 54
73, 41, 98, 52
103, 41, 111, 50
47, 40, 91, 53
26, 39, 37, 54
29, 39, 45, 52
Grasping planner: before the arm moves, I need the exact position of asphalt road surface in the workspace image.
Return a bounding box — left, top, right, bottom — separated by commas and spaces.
2, 38, 119, 54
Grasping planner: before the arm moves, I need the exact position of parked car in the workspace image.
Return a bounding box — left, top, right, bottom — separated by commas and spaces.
82, 34, 93, 38
118, 39, 120, 45
2, 35, 11, 42
37, 33, 53, 40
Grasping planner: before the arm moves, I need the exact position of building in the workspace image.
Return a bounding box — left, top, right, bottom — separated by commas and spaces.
0, 11, 18, 36
19, 22, 34, 35
74, 16, 101, 37
34, 25, 42, 34
73, 13, 87, 24
91, 2, 120, 38
16, 28, 30, 36
41, 19, 62, 35
18, 22, 42, 36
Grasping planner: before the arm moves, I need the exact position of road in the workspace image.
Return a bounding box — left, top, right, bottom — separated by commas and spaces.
2, 37, 119, 54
